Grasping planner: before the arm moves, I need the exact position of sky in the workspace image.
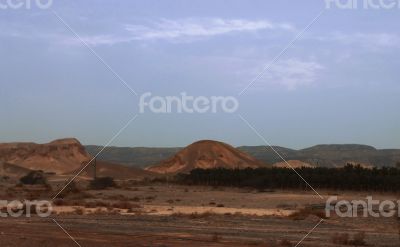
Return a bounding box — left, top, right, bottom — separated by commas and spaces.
0, 0, 399, 149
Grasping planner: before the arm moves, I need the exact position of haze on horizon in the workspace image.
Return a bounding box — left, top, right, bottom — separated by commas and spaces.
1, 0, 399, 149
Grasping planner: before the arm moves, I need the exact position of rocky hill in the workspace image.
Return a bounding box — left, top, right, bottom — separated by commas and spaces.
146, 140, 266, 174
0, 138, 91, 174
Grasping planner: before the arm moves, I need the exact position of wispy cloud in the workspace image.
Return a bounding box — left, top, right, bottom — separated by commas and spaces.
64, 18, 294, 46
258, 59, 324, 90
125, 18, 294, 41
68, 34, 131, 46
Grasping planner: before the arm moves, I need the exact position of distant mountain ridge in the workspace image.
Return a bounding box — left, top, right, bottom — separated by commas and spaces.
85, 145, 180, 168
86, 143, 400, 168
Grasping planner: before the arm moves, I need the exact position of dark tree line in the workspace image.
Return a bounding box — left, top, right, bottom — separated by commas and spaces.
176, 164, 400, 192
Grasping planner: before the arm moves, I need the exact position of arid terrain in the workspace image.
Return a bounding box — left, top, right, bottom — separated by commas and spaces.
1, 177, 399, 247
3, 0, 399, 245
0, 138, 399, 246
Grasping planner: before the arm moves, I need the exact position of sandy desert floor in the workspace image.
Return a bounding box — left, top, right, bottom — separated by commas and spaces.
0, 182, 399, 246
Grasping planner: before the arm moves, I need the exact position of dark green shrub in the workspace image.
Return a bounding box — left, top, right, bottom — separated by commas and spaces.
20, 171, 47, 185
89, 177, 116, 190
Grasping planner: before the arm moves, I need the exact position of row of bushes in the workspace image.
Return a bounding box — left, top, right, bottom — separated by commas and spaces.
19, 171, 115, 190
175, 164, 400, 192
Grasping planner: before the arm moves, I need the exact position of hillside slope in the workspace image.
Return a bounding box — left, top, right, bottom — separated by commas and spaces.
0, 138, 91, 174
146, 140, 266, 174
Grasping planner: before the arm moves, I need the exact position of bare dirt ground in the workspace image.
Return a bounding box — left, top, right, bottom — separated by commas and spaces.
0, 181, 399, 246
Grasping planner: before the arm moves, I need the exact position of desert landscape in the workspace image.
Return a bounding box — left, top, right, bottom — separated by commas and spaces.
2, 1, 399, 246
0, 138, 399, 246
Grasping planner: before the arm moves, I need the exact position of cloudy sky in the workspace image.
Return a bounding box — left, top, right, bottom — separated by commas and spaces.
1, 0, 399, 149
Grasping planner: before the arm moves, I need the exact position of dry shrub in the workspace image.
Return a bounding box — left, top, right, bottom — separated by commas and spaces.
189, 211, 214, 219
66, 191, 93, 200
74, 207, 84, 215
350, 232, 366, 246
14, 184, 23, 188
53, 199, 65, 206
332, 233, 349, 245
234, 212, 243, 216
107, 208, 120, 215
89, 177, 116, 190
277, 203, 298, 210
127, 207, 143, 214
58, 181, 80, 199
52, 199, 80, 207
288, 207, 326, 220
216, 204, 225, 208
145, 196, 156, 201
89, 207, 107, 215
112, 201, 141, 210
94, 201, 110, 207
211, 232, 221, 242
278, 239, 293, 247
107, 194, 128, 201
83, 200, 110, 208
83, 201, 96, 208
171, 211, 215, 219
20, 171, 47, 185
332, 232, 366, 246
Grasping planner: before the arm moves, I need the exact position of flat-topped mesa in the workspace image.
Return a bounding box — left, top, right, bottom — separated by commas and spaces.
146, 140, 266, 174
0, 138, 91, 174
